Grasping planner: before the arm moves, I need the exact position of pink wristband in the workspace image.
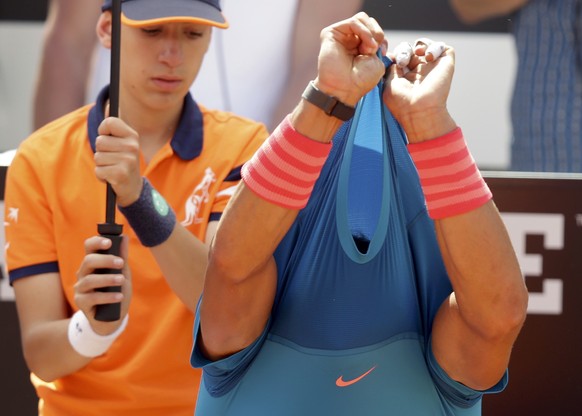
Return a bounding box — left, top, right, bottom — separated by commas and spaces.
407, 127, 492, 219
241, 115, 332, 209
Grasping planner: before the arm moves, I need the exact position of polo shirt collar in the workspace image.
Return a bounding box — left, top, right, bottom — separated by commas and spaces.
87, 86, 204, 160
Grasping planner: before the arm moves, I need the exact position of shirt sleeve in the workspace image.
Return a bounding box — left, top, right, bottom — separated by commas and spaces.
4, 145, 59, 282
426, 338, 508, 409
190, 296, 271, 398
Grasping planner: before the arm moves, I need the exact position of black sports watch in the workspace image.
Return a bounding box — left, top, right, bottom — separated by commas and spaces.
301, 81, 356, 121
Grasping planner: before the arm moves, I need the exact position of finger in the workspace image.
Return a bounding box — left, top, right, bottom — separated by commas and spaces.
77, 270, 125, 292
95, 133, 139, 156
84, 235, 112, 255
97, 116, 134, 139
393, 42, 413, 68
413, 37, 432, 56
74, 284, 124, 314
346, 13, 384, 55
77, 252, 124, 279
98, 115, 114, 136
74, 264, 125, 312
361, 16, 385, 52
78, 236, 124, 280
425, 41, 447, 62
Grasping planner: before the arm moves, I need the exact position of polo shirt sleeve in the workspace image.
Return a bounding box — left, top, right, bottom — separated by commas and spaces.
4, 144, 59, 282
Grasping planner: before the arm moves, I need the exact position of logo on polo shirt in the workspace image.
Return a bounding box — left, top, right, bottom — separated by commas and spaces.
181, 167, 217, 227
7, 207, 18, 224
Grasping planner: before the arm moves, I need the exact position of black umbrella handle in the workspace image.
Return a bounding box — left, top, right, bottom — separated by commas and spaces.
94, 0, 123, 322
94, 224, 123, 322
108, 0, 121, 120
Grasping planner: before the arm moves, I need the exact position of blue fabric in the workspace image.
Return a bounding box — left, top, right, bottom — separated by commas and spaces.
9, 261, 59, 284
344, 88, 385, 248
509, 0, 582, 172
192, 63, 507, 414
88, 86, 204, 161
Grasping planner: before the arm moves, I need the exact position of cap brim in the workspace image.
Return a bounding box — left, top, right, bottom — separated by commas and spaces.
121, 0, 228, 29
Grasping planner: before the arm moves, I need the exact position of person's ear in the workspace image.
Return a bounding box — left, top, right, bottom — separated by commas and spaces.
96, 11, 113, 49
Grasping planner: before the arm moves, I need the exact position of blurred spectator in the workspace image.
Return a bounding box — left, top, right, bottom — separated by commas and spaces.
35, 0, 364, 132
450, 0, 582, 172
32, 0, 102, 130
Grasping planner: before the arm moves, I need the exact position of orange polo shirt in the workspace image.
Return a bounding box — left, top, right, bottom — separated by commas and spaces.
5, 89, 267, 415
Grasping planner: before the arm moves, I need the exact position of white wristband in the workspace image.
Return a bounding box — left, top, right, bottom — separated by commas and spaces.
67, 310, 129, 357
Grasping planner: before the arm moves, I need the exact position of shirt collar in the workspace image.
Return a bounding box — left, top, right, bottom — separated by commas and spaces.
87, 86, 204, 160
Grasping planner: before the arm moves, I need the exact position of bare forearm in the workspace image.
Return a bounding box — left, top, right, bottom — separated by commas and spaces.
208, 187, 297, 288
431, 202, 527, 388
14, 275, 94, 381
449, 0, 529, 24
434, 202, 527, 335
33, 0, 100, 129
33, 37, 95, 129
199, 186, 295, 359
22, 319, 92, 382
150, 225, 209, 312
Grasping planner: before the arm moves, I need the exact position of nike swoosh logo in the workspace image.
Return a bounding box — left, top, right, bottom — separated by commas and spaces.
335, 365, 377, 387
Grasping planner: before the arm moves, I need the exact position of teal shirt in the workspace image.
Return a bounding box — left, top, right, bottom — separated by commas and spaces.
192, 82, 508, 415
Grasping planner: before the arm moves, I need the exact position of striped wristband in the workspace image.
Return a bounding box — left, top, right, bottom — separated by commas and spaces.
241, 115, 332, 209
407, 127, 492, 219
118, 178, 176, 247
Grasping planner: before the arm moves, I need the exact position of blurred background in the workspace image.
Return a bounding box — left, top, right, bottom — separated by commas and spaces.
0, 0, 515, 168
2, 1, 580, 415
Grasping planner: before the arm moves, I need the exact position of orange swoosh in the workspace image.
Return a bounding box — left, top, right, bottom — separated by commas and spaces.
335, 365, 377, 387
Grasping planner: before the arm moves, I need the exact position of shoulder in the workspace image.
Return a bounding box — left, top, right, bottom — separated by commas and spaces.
24, 105, 91, 145
12, 105, 92, 166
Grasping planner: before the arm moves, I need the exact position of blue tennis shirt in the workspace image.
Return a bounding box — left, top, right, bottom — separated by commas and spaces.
191, 79, 507, 415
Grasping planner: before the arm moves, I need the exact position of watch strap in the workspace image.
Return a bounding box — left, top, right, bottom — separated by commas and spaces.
301, 81, 355, 121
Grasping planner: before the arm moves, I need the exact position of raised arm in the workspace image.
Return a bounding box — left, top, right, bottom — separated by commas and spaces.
384, 40, 528, 390
449, 0, 530, 24
199, 13, 387, 361
33, 0, 102, 129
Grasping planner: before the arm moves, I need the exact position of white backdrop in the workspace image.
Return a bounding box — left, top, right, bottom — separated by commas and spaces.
0, 24, 515, 169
